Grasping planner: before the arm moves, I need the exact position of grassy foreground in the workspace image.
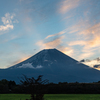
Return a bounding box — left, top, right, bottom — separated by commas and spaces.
0, 94, 31, 100
0, 94, 100, 100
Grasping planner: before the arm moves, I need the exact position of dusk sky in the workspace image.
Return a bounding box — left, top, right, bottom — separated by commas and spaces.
0, 0, 100, 69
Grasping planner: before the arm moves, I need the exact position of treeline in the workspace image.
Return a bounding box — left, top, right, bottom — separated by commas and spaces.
1, 78, 100, 94
0, 79, 16, 93
47, 82, 100, 94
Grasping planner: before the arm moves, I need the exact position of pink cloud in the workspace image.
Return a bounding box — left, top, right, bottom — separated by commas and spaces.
45, 31, 65, 39
37, 36, 64, 49
59, 0, 80, 14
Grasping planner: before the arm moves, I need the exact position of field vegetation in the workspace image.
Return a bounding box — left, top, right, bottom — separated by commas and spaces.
0, 94, 30, 100
0, 94, 100, 100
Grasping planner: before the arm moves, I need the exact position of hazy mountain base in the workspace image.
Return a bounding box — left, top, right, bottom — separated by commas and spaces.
1, 67, 100, 84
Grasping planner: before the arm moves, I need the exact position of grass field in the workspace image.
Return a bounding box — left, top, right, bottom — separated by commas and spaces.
0, 94, 100, 100
0, 94, 31, 100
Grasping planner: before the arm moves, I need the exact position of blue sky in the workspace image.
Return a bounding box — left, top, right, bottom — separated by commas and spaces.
0, 0, 100, 68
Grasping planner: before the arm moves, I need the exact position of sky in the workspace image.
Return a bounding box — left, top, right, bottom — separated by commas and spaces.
0, 0, 100, 69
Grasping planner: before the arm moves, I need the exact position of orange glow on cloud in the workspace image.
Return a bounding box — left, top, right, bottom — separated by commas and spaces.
37, 33, 74, 57
66, 20, 100, 60
37, 36, 64, 49
59, 47, 74, 56
45, 31, 65, 39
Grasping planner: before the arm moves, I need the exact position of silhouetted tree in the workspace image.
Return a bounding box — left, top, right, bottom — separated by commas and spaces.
20, 75, 49, 100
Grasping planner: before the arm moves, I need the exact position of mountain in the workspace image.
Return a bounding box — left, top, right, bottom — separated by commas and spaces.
0, 49, 100, 83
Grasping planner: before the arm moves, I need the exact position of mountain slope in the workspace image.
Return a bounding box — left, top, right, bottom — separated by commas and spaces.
0, 49, 100, 83
8, 49, 78, 69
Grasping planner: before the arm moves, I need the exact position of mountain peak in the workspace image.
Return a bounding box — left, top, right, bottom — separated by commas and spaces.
40, 48, 60, 54
2, 48, 100, 83
8, 48, 76, 69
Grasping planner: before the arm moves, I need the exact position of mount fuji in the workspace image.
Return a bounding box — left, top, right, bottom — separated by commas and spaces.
0, 49, 100, 83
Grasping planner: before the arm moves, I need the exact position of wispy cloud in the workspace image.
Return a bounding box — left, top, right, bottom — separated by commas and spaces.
18, 0, 59, 25
37, 36, 64, 49
79, 23, 100, 36
78, 52, 94, 60
69, 40, 86, 46
67, 21, 100, 60
59, 0, 80, 14
1, 34, 19, 43
58, 0, 100, 60
78, 23, 100, 49
45, 31, 65, 39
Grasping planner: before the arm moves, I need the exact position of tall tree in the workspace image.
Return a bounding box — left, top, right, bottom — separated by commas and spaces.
20, 75, 48, 100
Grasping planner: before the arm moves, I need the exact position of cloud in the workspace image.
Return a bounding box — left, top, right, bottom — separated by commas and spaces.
37, 36, 64, 49
18, 63, 34, 68
37, 37, 74, 56
18, 63, 43, 69
59, 0, 80, 14
45, 37, 63, 48
68, 37, 100, 60
79, 23, 100, 36
78, 52, 94, 60
0, 24, 13, 31
79, 57, 100, 71
66, 16, 100, 59
95, 67, 100, 72
94, 65, 100, 71
37, 31, 74, 56
18, 0, 59, 25
1, 34, 19, 43
45, 31, 65, 39
0, 13, 17, 33
77, 23, 100, 50
58, 46, 74, 56
2, 13, 15, 25
63, 0, 100, 59
37, 30, 65, 49
69, 41, 86, 46
36, 65, 43, 69
68, 39, 98, 60
80, 57, 100, 71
